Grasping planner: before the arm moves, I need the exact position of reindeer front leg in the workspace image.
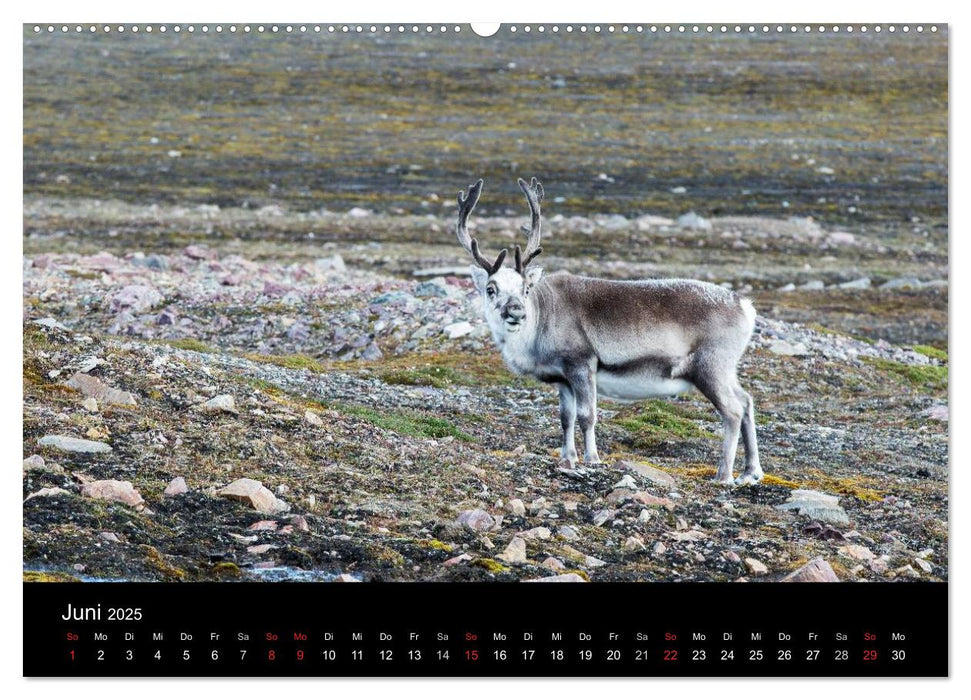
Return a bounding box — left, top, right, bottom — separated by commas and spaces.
557, 383, 579, 465
566, 362, 600, 464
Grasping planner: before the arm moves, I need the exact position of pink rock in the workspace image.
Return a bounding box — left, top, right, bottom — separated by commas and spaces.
64, 372, 138, 407
289, 515, 310, 532
523, 574, 587, 583
183, 245, 212, 260
248, 520, 279, 531
216, 478, 289, 514
333, 574, 360, 583
163, 477, 188, 497
781, 557, 840, 582
109, 285, 162, 314
633, 492, 676, 510
444, 553, 473, 566
456, 509, 495, 532
80, 479, 145, 508
246, 544, 277, 554
921, 405, 948, 421
80, 251, 120, 272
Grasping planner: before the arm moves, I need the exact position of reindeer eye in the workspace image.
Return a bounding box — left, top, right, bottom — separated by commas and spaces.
486, 285, 496, 298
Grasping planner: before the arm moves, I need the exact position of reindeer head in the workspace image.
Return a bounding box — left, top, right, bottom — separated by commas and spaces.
456, 178, 545, 336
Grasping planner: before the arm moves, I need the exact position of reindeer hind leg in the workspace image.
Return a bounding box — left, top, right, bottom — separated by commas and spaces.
733, 383, 763, 486
691, 366, 745, 485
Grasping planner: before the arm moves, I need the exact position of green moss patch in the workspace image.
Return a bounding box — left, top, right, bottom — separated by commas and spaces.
335, 404, 473, 442
914, 345, 948, 362
245, 353, 325, 373
613, 400, 716, 449
864, 358, 947, 392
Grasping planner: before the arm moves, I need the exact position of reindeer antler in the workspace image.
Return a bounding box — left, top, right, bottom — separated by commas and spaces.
515, 177, 544, 274
456, 179, 507, 275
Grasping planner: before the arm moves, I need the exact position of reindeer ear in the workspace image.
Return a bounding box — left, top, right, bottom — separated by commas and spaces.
524, 267, 544, 288
470, 265, 489, 293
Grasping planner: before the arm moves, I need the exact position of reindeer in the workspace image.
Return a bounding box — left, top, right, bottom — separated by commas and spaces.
455, 177, 763, 486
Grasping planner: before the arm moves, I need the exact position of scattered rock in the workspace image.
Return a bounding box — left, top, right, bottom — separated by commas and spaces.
183, 245, 211, 260
507, 499, 526, 516
520, 526, 552, 540
333, 573, 360, 582
80, 479, 145, 508
304, 410, 324, 427
837, 277, 871, 290
315, 254, 346, 272
914, 558, 933, 574
81, 397, 99, 412
23, 454, 46, 470
444, 553, 473, 566
32, 317, 70, 332
197, 394, 238, 414
248, 520, 279, 531
612, 474, 638, 490
246, 544, 277, 555
163, 477, 188, 497
838, 544, 876, 561
456, 509, 495, 532
413, 266, 470, 278
498, 537, 527, 564
24, 486, 71, 502
443, 321, 473, 339
65, 372, 138, 407
542, 557, 565, 570
632, 492, 676, 510
38, 434, 112, 454
524, 574, 587, 583
723, 550, 741, 563
768, 340, 810, 357
216, 478, 289, 514
109, 285, 162, 313
802, 521, 846, 541
781, 557, 840, 582
825, 231, 856, 246
618, 461, 677, 487
776, 489, 850, 526
880, 277, 922, 290
591, 509, 617, 526
290, 515, 310, 532
744, 558, 768, 576
677, 211, 711, 230
558, 525, 580, 541
584, 555, 606, 568
921, 405, 947, 422
624, 536, 646, 551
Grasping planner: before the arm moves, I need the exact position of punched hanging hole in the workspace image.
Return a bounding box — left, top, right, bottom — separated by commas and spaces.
471, 23, 501, 37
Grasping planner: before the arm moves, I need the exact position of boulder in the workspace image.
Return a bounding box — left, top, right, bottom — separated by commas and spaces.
524, 574, 587, 583
456, 509, 495, 532
781, 557, 840, 582
65, 372, 137, 407
80, 479, 145, 508
216, 478, 289, 515
38, 435, 111, 454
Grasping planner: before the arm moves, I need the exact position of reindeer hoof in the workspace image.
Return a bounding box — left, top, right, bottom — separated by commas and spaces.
711, 474, 735, 486
734, 471, 764, 487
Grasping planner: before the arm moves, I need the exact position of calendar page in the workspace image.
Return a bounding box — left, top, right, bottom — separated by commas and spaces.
22, 21, 948, 677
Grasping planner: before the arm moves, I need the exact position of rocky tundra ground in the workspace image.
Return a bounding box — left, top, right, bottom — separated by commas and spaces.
22, 199, 948, 583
